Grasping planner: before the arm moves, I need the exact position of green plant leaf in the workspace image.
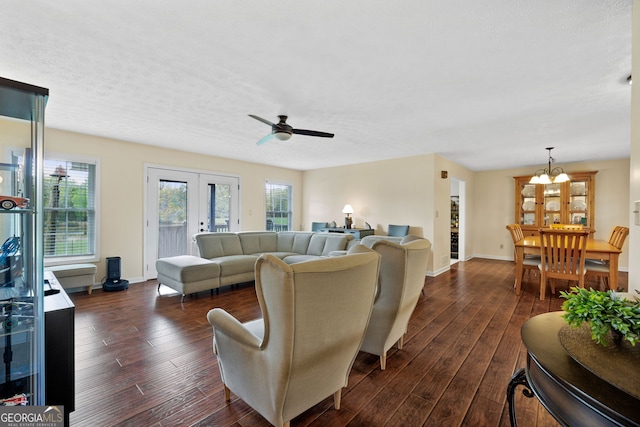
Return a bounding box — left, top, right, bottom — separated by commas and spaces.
561, 287, 640, 346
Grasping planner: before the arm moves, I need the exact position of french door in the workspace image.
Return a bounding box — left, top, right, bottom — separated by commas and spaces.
144, 167, 239, 279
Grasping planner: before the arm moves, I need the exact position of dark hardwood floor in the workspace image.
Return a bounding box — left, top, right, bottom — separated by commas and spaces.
66, 259, 627, 426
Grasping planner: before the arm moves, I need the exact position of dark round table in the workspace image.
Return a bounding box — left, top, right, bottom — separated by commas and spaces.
507, 312, 640, 427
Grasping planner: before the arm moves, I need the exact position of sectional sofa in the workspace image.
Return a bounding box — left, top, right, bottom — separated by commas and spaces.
156, 231, 355, 300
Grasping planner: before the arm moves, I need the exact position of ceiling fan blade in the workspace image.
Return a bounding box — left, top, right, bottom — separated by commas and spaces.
292, 128, 335, 138
249, 114, 276, 127
256, 133, 276, 146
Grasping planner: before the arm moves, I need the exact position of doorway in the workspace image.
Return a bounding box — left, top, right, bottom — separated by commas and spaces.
450, 178, 466, 264
144, 166, 239, 279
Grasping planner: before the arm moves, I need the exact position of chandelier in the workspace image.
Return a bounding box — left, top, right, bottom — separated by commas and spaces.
529, 147, 570, 184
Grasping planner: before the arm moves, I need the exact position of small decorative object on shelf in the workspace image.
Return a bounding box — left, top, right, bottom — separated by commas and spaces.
0, 195, 28, 210
560, 287, 640, 346
0, 393, 28, 406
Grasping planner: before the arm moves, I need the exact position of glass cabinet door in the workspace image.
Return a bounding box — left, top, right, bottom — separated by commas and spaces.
0, 78, 47, 406
543, 183, 562, 226
518, 183, 537, 226
568, 180, 589, 226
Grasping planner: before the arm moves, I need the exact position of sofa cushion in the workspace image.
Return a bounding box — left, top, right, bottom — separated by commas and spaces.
211, 255, 259, 276
276, 231, 314, 253
306, 234, 351, 256
195, 232, 243, 258
238, 232, 278, 255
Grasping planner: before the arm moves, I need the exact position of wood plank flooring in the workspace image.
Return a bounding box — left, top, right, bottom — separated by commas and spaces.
67, 259, 627, 426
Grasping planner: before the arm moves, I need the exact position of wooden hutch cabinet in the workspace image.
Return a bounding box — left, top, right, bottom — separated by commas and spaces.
514, 171, 597, 236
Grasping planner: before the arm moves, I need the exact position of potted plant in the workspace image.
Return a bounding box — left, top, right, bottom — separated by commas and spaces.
560, 287, 640, 346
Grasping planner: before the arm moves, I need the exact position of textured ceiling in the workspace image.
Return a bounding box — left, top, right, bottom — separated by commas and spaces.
0, 0, 633, 171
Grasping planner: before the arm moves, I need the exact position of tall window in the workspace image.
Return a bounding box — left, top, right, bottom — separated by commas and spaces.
42, 158, 97, 260
265, 181, 292, 231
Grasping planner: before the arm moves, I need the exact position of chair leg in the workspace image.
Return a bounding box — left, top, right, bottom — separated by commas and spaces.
540, 275, 546, 301
397, 335, 404, 350
224, 384, 231, 401
380, 353, 387, 370
334, 389, 342, 410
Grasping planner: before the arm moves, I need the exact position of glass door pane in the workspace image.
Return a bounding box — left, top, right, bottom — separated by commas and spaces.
205, 183, 231, 232
157, 180, 188, 258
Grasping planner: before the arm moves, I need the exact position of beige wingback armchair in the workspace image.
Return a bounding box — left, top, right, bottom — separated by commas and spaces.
207, 245, 381, 427
359, 235, 431, 370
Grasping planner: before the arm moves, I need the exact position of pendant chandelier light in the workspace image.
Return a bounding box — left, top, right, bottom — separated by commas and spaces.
529, 147, 570, 184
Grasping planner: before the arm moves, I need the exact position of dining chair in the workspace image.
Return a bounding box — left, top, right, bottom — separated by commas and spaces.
585, 226, 629, 290
538, 228, 589, 300
550, 224, 584, 230
506, 224, 539, 283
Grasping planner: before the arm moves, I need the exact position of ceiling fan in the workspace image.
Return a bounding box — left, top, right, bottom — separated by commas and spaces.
248, 114, 334, 145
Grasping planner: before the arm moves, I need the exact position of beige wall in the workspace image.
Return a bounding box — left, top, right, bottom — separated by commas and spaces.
474, 159, 631, 269
0, 118, 302, 283
301, 154, 475, 275
302, 152, 629, 275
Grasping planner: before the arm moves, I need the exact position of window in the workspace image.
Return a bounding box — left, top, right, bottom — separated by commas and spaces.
42, 157, 98, 261
265, 181, 292, 231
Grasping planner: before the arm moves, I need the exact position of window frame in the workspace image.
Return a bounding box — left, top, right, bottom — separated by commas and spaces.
265, 180, 293, 232
41, 152, 100, 266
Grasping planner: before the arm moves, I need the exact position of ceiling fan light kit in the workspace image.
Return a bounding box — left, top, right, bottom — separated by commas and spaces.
275, 131, 292, 141
249, 114, 334, 145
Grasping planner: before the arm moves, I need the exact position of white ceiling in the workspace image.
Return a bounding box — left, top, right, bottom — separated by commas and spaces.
0, 1, 633, 171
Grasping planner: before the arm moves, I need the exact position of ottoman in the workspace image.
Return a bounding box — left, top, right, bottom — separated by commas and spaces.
156, 255, 221, 302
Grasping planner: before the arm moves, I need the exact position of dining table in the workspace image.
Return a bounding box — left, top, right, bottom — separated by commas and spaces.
513, 235, 622, 296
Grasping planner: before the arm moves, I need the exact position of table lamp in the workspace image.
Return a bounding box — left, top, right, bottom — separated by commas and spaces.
342, 204, 354, 229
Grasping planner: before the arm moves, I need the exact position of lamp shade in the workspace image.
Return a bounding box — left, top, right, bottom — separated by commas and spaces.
342, 204, 354, 215
538, 174, 552, 185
